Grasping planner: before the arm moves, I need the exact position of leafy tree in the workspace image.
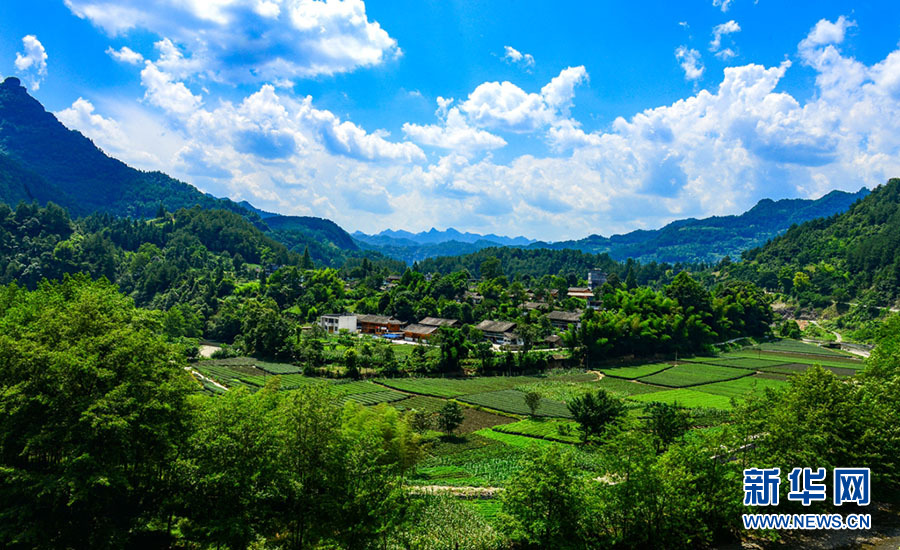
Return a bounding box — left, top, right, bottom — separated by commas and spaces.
524, 391, 542, 416
644, 402, 690, 453
567, 389, 625, 442
0, 276, 193, 548
437, 402, 464, 435
498, 446, 584, 548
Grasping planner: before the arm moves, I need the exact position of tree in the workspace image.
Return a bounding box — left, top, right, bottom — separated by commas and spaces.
0, 276, 193, 548
437, 401, 464, 435
498, 447, 584, 548
567, 389, 625, 442
480, 256, 502, 280
524, 391, 542, 416
644, 402, 690, 453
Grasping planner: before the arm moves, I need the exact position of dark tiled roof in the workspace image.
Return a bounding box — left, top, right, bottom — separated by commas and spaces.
475, 320, 517, 333
419, 317, 460, 327
404, 324, 439, 335
357, 314, 404, 324
547, 310, 582, 323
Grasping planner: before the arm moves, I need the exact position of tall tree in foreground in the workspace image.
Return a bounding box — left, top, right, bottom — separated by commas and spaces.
0, 275, 193, 549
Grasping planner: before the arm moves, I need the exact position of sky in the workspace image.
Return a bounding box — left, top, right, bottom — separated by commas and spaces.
1, 1, 900, 240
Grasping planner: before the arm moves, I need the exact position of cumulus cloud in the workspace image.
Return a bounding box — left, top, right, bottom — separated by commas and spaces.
675, 46, 704, 80
14, 35, 48, 90
502, 45, 534, 70
710, 20, 740, 56
712, 0, 733, 12
64, 0, 400, 82
59, 15, 900, 240
106, 45, 144, 65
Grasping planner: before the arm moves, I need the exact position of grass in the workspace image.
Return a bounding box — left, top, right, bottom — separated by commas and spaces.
599, 362, 673, 379
513, 379, 601, 403
637, 363, 751, 388
692, 375, 789, 399
203, 356, 302, 375
628, 388, 735, 410
458, 390, 572, 418
473, 428, 560, 448
493, 418, 581, 444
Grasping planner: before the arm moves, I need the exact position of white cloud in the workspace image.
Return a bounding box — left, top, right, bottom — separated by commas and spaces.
106, 46, 144, 65
799, 15, 855, 51
403, 106, 507, 156
59, 17, 900, 240
459, 66, 588, 133
712, 0, 733, 13
675, 46, 704, 80
710, 20, 741, 53
64, 0, 400, 82
502, 45, 535, 70
14, 35, 48, 90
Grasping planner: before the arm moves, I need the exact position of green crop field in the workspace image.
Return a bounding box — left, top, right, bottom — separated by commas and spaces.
514, 380, 600, 402
600, 362, 673, 379
757, 363, 858, 377
682, 356, 790, 370
328, 380, 393, 396
753, 339, 854, 357
474, 428, 561, 448
378, 376, 539, 398
340, 390, 409, 406
637, 363, 750, 388
693, 375, 789, 399
628, 388, 734, 410
594, 376, 668, 397
202, 356, 302, 375
459, 389, 573, 418
493, 418, 581, 443
733, 351, 864, 369
391, 395, 448, 413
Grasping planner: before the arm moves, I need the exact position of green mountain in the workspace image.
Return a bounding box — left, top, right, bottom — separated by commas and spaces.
729, 178, 900, 306
0, 77, 252, 218
527, 189, 869, 264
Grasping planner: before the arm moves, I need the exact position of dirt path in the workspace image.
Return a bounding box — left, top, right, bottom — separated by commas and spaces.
187, 366, 228, 391
587, 370, 604, 381
198, 344, 221, 358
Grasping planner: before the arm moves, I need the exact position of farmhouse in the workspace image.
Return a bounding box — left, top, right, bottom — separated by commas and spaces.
357, 314, 406, 334
318, 313, 357, 334
475, 320, 521, 346
403, 324, 440, 342
547, 310, 582, 331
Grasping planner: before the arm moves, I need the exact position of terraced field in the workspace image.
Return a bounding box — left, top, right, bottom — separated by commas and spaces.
378, 376, 540, 398
693, 375, 789, 398
628, 388, 735, 410
458, 389, 573, 418
599, 362, 672, 379
682, 356, 788, 370
637, 363, 751, 388
492, 418, 581, 443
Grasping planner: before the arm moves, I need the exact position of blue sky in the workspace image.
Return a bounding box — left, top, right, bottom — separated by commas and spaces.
2, 1, 900, 239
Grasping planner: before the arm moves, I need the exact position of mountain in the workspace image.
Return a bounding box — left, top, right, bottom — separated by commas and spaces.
733, 178, 900, 306
0, 77, 253, 219
526, 189, 870, 264
0, 77, 372, 267
356, 227, 535, 247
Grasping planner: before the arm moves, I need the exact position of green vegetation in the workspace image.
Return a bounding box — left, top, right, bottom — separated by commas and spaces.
692, 375, 789, 398
459, 389, 572, 418
637, 363, 750, 388
599, 362, 672, 379
628, 388, 736, 410
494, 418, 581, 444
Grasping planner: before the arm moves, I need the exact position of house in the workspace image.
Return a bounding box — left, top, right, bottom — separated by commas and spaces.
522, 301, 549, 312
318, 314, 358, 334
588, 269, 607, 290
419, 317, 461, 328
357, 314, 406, 334
544, 334, 562, 348
567, 287, 593, 299
547, 310, 582, 331
403, 324, 440, 342
463, 291, 483, 304
475, 320, 518, 345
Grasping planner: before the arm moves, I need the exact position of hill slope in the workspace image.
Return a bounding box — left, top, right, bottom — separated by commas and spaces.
730, 179, 900, 305
0, 77, 252, 218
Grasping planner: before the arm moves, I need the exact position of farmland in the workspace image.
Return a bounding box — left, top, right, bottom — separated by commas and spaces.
458, 389, 573, 417
599, 362, 673, 379
637, 363, 751, 387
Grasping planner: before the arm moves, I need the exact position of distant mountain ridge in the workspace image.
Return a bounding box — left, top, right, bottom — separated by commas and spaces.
525, 189, 870, 264
356, 227, 534, 247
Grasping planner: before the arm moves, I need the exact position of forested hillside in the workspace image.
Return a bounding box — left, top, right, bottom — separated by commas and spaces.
728, 179, 900, 307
